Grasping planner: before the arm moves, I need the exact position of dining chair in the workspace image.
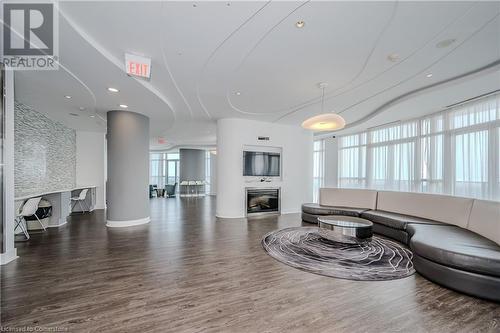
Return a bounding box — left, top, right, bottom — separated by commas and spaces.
15, 197, 44, 240
71, 189, 89, 213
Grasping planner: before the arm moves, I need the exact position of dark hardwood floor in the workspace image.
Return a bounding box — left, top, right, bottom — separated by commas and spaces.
2, 196, 499, 332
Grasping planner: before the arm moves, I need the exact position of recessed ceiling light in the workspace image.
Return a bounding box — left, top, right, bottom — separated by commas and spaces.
90, 115, 95, 118
302, 113, 346, 132
296, 21, 305, 28
387, 53, 400, 62
69, 113, 79, 117
235, 92, 241, 96
426, 73, 433, 78
119, 104, 128, 108
436, 39, 456, 48
79, 107, 86, 111
107, 87, 119, 93
64, 95, 72, 99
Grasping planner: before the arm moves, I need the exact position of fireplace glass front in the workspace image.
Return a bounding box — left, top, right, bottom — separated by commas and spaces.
246, 188, 280, 215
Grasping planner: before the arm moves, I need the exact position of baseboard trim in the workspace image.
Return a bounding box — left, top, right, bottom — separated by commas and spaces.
215, 214, 245, 219
0, 249, 18, 265
216, 211, 300, 219
281, 210, 301, 215
106, 216, 151, 228
48, 220, 68, 228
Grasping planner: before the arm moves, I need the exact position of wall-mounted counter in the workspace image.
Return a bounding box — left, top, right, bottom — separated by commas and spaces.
15, 185, 97, 230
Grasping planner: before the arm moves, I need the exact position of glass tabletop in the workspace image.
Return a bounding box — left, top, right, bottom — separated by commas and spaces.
317, 215, 373, 228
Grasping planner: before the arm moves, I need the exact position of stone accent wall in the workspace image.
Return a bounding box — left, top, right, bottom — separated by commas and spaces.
14, 101, 76, 197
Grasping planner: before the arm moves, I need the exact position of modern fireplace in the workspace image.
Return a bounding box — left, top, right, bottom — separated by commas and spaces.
246, 187, 281, 216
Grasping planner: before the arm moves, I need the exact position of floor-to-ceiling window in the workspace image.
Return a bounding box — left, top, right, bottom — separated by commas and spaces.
166, 153, 180, 186
150, 153, 164, 187
313, 139, 325, 203
205, 151, 211, 194
150, 152, 180, 189
338, 133, 366, 188
337, 92, 500, 201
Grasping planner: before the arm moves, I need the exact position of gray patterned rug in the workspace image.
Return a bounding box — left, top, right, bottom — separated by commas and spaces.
262, 227, 415, 281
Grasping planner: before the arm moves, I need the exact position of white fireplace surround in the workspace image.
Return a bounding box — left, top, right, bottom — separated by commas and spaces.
216, 118, 313, 218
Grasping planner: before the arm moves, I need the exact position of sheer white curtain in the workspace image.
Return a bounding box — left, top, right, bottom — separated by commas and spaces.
420, 134, 444, 194
453, 130, 488, 199
339, 134, 366, 188
337, 93, 500, 201
205, 151, 211, 194
313, 140, 325, 203
367, 122, 417, 191
393, 141, 415, 192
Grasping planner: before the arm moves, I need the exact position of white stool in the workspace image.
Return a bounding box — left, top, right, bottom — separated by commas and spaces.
194, 180, 205, 196
180, 181, 189, 197
188, 181, 196, 196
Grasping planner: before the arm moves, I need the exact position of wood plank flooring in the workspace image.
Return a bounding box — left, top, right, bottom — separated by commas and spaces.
1, 196, 499, 332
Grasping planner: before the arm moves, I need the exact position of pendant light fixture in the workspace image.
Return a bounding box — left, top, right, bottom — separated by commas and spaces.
301, 82, 346, 131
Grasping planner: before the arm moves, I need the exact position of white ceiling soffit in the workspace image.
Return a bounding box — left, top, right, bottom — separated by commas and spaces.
12, 1, 500, 146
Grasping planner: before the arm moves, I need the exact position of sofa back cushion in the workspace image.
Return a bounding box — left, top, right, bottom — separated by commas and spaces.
319, 188, 377, 210
467, 199, 500, 245
376, 191, 473, 228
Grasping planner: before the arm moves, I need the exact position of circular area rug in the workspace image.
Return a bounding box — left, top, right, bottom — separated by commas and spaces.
262, 227, 415, 281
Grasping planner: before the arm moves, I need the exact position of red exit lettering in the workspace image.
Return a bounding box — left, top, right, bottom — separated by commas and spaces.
128, 61, 149, 77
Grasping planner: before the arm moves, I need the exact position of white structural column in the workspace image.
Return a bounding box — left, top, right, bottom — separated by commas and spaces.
216, 119, 243, 218
1, 69, 17, 265
179, 148, 206, 195
324, 137, 339, 188
106, 110, 150, 227
216, 118, 313, 218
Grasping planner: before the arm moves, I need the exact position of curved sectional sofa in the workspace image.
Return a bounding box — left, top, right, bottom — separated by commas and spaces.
302, 188, 500, 302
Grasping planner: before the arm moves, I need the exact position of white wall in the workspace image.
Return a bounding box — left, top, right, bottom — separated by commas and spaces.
76, 131, 106, 209
324, 137, 339, 188
216, 118, 313, 218
1, 69, 17, 265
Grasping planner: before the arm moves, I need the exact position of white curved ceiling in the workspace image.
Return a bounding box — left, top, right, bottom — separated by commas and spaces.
13, 1, 500, 149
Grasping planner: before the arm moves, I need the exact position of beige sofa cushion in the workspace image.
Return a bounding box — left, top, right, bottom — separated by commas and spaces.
319, 188, 377, 210
376, 191, 473, 228
467, 199, 500, 245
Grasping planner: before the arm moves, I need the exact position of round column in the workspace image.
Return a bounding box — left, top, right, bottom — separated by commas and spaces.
179, 148, 206, 195
106, 110, 150, 227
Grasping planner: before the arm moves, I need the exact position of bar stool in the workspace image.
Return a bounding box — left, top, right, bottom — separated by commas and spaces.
180, 181, 189, 197
194, 180, 204, 196
188, 181, 196, 196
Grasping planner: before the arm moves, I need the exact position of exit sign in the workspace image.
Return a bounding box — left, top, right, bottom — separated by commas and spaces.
125, 53, 151, 79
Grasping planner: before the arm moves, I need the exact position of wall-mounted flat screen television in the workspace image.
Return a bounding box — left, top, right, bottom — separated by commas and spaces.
243, 151, 281, 177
